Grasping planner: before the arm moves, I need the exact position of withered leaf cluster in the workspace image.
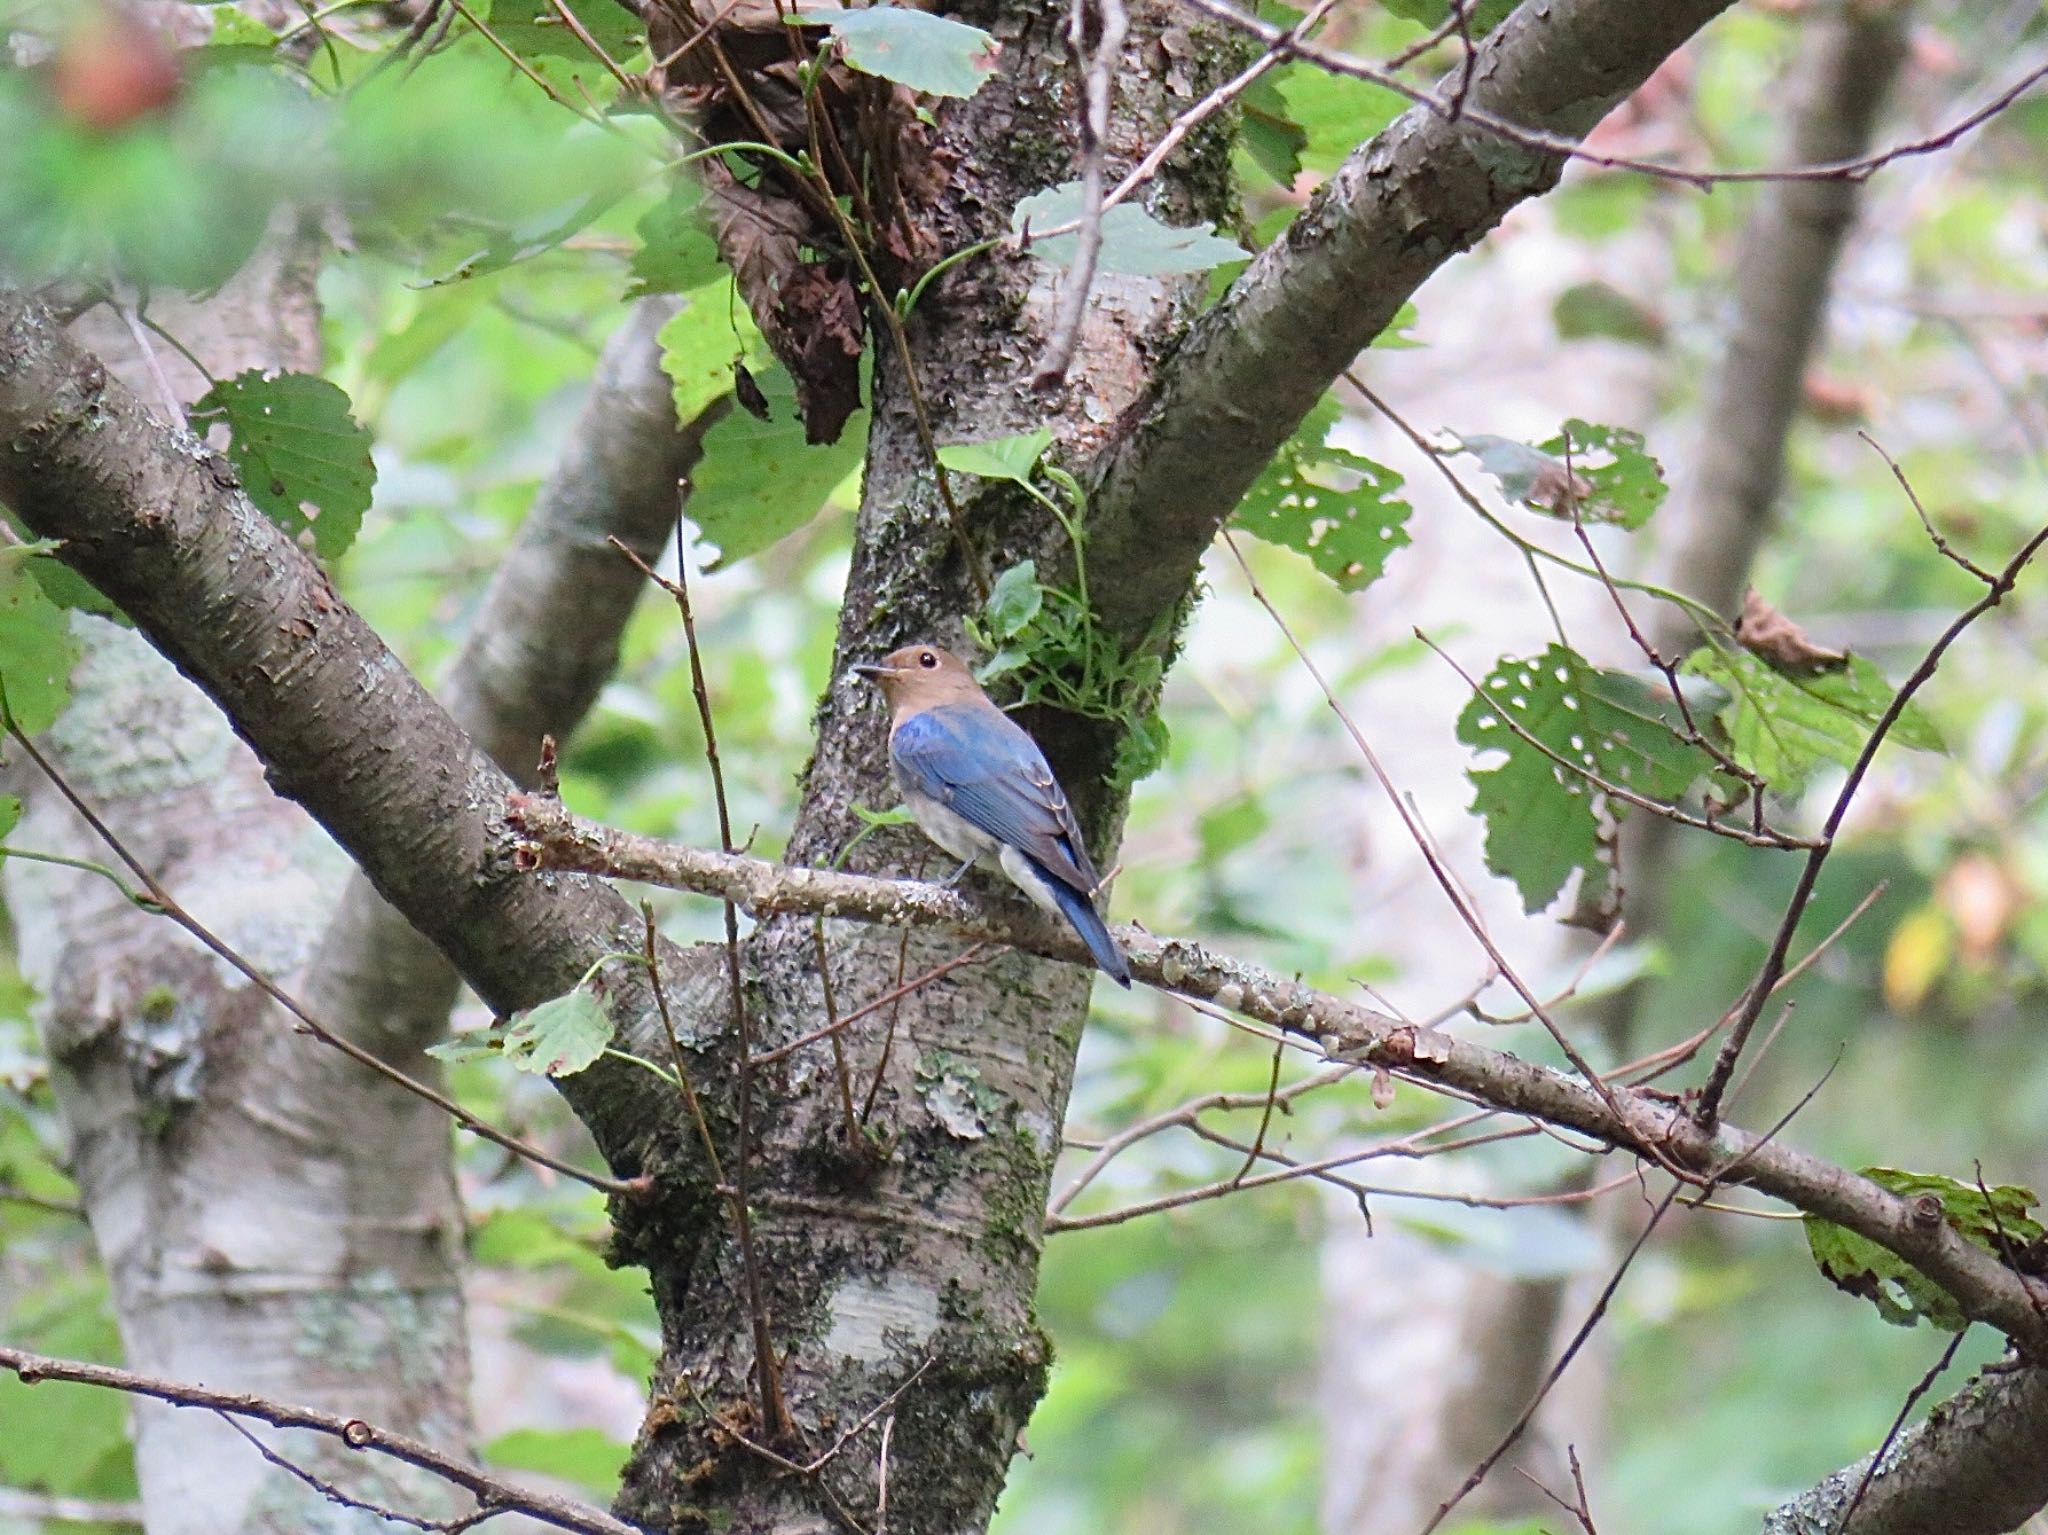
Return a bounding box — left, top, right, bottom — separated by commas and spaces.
645, 0, 956, 444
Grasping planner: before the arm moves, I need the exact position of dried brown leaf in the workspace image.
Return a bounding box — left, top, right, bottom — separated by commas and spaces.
1735, 586, 1849, 673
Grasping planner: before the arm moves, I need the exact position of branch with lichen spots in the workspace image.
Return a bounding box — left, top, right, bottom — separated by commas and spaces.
508, 790, 2048, 1358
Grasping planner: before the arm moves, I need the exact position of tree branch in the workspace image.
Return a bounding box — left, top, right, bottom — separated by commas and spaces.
1763, 1365, 2048, 1535
1086, 0, 1735, 642
505, 791, 2048, 1358
0, 1346, 634, 1535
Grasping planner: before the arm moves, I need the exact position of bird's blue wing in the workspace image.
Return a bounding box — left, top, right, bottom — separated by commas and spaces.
891, 705, 1102, 896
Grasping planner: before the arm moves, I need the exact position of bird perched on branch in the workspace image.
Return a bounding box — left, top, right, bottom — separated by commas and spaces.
852, 644, 1132, 988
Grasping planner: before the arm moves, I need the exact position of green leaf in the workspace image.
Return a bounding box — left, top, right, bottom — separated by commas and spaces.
1553, 281, 1666, 347
420, 189, 624, 287
658, 280, 765, 425
1238, 74, 1307, 186
937, 429, 1053, 485
626, 183, 723, 301
1380, 0, 1517, 35
804, 5, 999, 97
983, 560, 1043, 640
1270, 64, 1404, 175
1683, 647, 1943, 789
687, 361, 865, 568
1013, 184, 1249, 275
1804, 1168, 2043, 1331
1459, 421, 1667, 529
490, 0, 644, 63
485, 1427, 630, 1494
192, 371, 376, 559
1234, 395, 1411, 592
0, 547, 81, 736
503, 989, 612, 1078
0, 794, 20, 842
1457, 645, 1718, 914
424, 1031, 503, 1064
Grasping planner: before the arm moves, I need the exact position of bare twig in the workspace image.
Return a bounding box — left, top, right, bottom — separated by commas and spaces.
1859, 431, 1999, 586
1031, 0, 1129, 387
1831, 1330, 1969, 1535
0, 1347, 633, 1535
1697, 518, 2048, 1126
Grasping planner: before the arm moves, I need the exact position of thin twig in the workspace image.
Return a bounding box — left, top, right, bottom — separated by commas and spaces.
1830, 1330, 1969, 1535
1697, 518, 2048, 1126
1859, 431, 1999, 585
1417, 1182, 1682, 1535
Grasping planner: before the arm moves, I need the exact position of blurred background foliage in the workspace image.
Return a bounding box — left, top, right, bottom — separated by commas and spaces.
4, 0, 2048, 1531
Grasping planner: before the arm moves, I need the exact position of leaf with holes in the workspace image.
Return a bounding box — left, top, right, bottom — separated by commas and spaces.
193, 371, 375, 559
1457, 645, 1718, 914
1457, 420, 1666, 529
803, 5, 998, 97
0, 545, 81, 737
1013, 184, 1249, 275
1683, 646, 1943, 790
504, 988, 612, 1078
1804, 1168, 2045, 1331
1234, 396, 1410, 591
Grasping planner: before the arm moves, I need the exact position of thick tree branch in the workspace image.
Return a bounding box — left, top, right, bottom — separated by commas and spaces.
506, 792, 2048, 1358
1762, 1365, 2048, 1535
1087, 0, 1735, 642
308, 295, 725, 1059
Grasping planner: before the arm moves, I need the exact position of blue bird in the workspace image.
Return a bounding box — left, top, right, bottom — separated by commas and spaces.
852, 644, 1132, 988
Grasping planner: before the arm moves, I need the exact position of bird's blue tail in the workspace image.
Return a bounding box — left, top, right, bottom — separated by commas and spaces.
1036, 861, 1132, 988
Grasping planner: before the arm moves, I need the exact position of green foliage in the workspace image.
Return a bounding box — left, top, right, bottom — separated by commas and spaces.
0, 544, 82, 737
1380, 0, 1518, 35
936, 428, 1054, 485
1012, 183, 1250, 275
489, 0, 645, 64
1457, 644, 1720, 914
192, 371, 377, 559
1269, 63, 1405, 176
1682, 647, 1943, 790
1804, 1168, 2044, 1330
1234, 394, 1411, 592
484, 1426, 631, 1493
805, 4, 1000, 98
1458, 419, 1667, 529
430, 977, 618, 1079
626, 182, 723, 300
1552, 280, 1666, 347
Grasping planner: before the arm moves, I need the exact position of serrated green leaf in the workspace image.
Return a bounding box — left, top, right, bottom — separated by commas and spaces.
484, 1427, 630, 1494
0, 550, 80, 737
1457, 645, 1718, 914
1234, 396, 1411, 592
1683, 647, 1943, 789
804, 5, 999, 97
936, 429, 1053, 485
192, 371, 375, 559
687, 361, 865, 568
1013, 184, 1249, 275
983, 561, 1042, 640
626, 183, 722, 300
1804, 1167, 2043, 1331
1460, 421, 1666, 529
504, 989, 612, 1078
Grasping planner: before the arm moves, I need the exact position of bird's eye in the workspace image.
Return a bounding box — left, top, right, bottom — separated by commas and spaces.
918, 651, 938, 669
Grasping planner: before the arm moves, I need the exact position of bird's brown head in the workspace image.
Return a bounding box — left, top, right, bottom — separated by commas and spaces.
851, 643, 986, 717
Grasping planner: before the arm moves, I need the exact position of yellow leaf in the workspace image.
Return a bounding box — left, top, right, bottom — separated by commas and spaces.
1883, 905, 1953, 1013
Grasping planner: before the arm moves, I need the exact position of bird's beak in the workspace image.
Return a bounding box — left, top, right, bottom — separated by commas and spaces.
850, 663, 891, 681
